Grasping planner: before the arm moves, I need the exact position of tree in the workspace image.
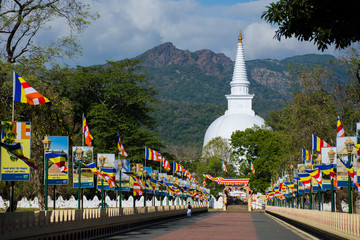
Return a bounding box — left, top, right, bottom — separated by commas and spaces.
54, 60, 163, 162
0, 0, 98, 64
261, 0, 360, 51
197, 137, 237, 197
230, 127, 283, 193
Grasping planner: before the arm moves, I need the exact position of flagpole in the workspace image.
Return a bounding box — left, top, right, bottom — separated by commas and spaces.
12, 71, 15, 122
82, 113, 84, 146
9, 72, 16, 212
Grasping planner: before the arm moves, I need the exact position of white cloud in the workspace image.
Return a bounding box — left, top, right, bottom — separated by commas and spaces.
40, 0, 337, 66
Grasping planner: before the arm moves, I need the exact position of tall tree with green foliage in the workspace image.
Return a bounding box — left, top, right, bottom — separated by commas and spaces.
197, 137, 236, 197
261, 0, 360, 51
230, 127, 283, 193
53, 60, 163, 162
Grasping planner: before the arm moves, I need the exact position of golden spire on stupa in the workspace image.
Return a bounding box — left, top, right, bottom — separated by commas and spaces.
238, 30, 242, 44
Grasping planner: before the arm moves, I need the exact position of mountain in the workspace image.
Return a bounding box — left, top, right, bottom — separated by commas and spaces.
135, 42, 348, 150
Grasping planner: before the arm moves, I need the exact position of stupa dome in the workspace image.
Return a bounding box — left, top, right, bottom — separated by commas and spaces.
203, 30, 265, 146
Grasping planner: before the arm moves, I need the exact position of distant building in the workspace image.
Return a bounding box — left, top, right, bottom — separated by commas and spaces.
203, 31, 265, 146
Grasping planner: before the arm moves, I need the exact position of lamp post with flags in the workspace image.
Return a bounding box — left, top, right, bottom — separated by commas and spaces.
344, 137, 354, 214
160, 175, 164, 206
152, 172, 157, 206
42, 136, 52, 211
328, 148, 335, 212
75, 148, 84, 210
99, 155, 106, 208
117, 161, 123, 210
132, 165, 136, 207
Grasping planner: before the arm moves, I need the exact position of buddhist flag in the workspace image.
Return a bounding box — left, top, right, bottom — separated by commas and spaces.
0, 141, 37, 170
339, 157, 360, 191
101, 168, 117, 188
173, 162, 184, 172
117, 135, 128, 158
222, 161, 228, 172
298, 173, 312, 190
145, 147, 161, 161
161, 157, 170, 171
135, 163, 143, 173
83, 113, 93, 146
337, 116, 346, 137
1, 122, 30, 140
305, 168, 322, 188
250, 161, 255, 173
82, 162, 105, 180
317, 164, 339, 189
125, 172, 145, 196
312, 134, 331, 152
148, 178, 157, 194
203, 180, 206, 187
45, 152, 67, 173
354, 144, 360, 157
13, 72, 50, 105
302, 148, 312, 162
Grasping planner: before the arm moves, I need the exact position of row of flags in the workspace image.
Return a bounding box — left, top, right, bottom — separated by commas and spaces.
4, 72, 211, 201
268, 117, 359, 200
203, 174, 250, 186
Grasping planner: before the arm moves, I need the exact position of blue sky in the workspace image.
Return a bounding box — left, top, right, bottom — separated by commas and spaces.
45, 0, 338, 67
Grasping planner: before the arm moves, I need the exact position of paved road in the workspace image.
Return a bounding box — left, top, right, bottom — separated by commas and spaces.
101, 211, 315, 240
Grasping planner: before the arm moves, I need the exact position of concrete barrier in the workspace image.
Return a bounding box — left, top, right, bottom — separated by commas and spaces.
0, 205, 207, 240
266, 206, 360, 240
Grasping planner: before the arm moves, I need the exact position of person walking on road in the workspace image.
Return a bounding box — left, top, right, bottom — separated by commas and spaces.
187, 202, 192, 217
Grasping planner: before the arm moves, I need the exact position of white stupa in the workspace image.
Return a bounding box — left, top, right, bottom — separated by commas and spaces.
203, 31, 265, 146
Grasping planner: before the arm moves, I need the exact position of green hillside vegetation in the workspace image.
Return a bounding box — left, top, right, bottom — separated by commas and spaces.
136, 43, 350, 151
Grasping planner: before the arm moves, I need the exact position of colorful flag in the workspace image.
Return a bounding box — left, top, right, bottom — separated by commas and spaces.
250, 161, 255, 173
317, 164, 339, 189
339, 157, 360, 191
298, 173, 312, 190
1, 122, 31, 140
117, 135, 128, 158
203, 180, 206, 187
132, 178, 144, 196
305, 168, 322, 188
161, 157, 171, 171
45, 152, 67, 173
0, 141, 37, 170
312, 134, 331, 152
13, 72, 50, 105
125, 172, 145, 196
222, 161, 228, 172
83, 113, 93, 146
203, 174, 216, 181
145, 147, 162, 161
173, 162, 184, 172
82, 162, 105, 180
337, 116, 346, 137
135, 163, 143, 173
302, 148, 312, 162
101, 168, 117, 188
354, 144, 360, 157
148, 178, 157, 194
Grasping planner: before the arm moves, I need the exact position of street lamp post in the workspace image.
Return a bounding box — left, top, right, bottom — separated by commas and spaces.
328, 148, 335, 212
345, 137, 354, 214
75, 148, 84, 210
42, 136, 52, 211
99, 155, 106, 209
132, 165, 136, 207
117, 161, 123, 210
152, 172, 157, 206
160, 175, 164, 206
